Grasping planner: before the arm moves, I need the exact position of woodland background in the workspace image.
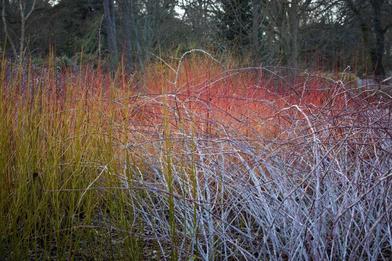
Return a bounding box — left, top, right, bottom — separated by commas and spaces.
1, 0, 392, 78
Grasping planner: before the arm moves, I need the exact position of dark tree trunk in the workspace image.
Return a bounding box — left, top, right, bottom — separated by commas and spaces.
287, 1, 299, 69
119, 0, 133, 70
103, 0, 118, 70
251, 0, 262, 64
346, 0, 387, 79
370, 0, 386, 79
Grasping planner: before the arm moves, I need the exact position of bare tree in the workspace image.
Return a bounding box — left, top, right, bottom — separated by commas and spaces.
2, 0, 37, 61
260, 0, 312, 67
18, 0, 36, 61
2, 0, 17, 58
344, 0, 392, 79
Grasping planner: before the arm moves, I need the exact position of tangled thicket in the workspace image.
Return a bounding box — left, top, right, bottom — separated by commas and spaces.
0, 57, 391, 260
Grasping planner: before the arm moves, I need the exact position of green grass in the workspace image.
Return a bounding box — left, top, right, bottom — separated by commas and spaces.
0, 61, 143, 259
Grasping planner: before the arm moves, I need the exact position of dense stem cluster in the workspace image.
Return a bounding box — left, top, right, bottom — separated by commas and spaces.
0, 56, 391, 259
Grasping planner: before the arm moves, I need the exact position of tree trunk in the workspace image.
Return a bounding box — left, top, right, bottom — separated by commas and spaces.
19, 1, 25, 61
251, 0, 262, 64
287, 1, 299, 68
370, 0, 386, 79
119, 0, 133, 70
346, 0, 386, 79
18, 0, 36, 63
103, 0, 119, 70
2, 0, 18, 58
